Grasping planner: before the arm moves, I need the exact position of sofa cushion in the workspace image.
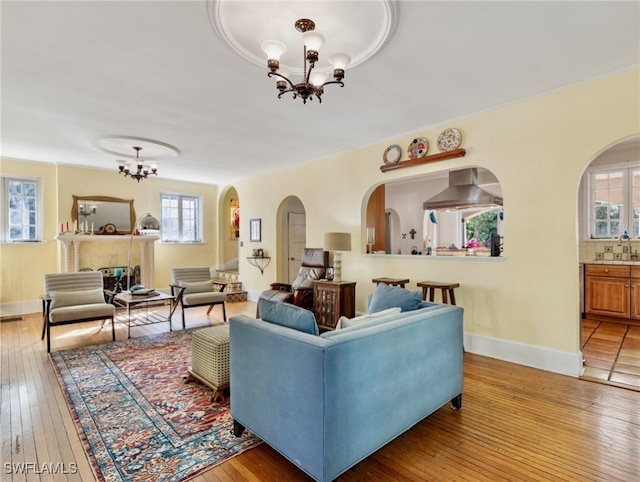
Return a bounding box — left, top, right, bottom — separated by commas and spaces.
337, 307, 401, 329
179, 279, 215, 294
258, 298, 319, 335
367, 282, 422, 314
49, 288, 106, 309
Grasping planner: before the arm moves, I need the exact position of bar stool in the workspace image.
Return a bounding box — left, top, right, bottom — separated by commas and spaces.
417, 281, 460, 305
372, 277, 410, 288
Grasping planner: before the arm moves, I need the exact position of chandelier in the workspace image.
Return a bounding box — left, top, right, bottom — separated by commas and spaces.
117, 146, 158, 182
261, 18, 351, 104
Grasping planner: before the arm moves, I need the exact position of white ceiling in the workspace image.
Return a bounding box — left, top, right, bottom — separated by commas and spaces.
1, 1, 639, 185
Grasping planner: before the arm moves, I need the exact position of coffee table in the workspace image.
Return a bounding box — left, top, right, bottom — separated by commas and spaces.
113, 291, 178, 338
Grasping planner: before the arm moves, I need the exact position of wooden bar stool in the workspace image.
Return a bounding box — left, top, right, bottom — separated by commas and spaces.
417, 281, 460, 305
372, 277, 410, 288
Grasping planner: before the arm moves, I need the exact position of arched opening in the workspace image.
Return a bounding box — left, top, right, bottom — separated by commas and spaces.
219, 186, 240, 270
275, 196, 306, 283
365, 166, 503, 256
578, 134, 640, 390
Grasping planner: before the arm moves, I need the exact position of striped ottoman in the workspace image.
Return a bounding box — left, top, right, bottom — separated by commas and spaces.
188, 324, 230, 402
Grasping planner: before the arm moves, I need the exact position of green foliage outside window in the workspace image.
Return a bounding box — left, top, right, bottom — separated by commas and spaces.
465, 211, 498, 247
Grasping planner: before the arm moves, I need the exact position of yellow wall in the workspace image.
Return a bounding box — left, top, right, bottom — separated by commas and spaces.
0, 161, 218, 311
1, 69, 638, 375
234, 69, 640, 365
0, 159, 58, 311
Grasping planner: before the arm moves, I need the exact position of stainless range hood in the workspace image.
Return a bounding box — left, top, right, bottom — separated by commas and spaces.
423, 168, 503, 210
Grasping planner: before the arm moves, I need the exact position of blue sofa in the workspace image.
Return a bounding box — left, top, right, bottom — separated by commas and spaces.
229, 301, 464, 482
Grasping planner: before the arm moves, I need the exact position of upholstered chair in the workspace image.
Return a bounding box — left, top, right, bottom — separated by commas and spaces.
170, 267, 227, 327
42, 271, 115, 352
257, 248, 329, 317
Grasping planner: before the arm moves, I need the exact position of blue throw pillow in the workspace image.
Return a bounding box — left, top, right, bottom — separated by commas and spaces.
367, 282, 423, 314
258, 298, 319, 335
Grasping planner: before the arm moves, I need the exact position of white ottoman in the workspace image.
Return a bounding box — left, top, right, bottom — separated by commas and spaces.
188, 324, 230, 402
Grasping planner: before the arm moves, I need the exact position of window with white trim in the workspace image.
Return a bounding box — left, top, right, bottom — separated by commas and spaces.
160, 193, 202, 242
1, 176, 43, 242
589, 166, 640, 238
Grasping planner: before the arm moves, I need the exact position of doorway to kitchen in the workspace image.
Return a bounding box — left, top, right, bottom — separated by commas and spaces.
578, 135, 640, 391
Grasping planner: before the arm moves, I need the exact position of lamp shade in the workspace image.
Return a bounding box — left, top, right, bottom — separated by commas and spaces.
323, 232, 351, 252
138, 213, 161, 231
328, 52, 351, 70
261, 40, 286, 60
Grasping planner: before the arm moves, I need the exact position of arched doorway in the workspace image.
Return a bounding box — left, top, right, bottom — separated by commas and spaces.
219, 186, 240, 270
578, 134, 640, 390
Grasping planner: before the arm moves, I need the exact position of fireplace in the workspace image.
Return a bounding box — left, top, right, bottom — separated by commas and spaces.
56, 234, 158, 287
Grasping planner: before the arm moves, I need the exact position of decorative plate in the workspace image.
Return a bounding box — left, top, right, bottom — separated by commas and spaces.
407, 137, 429, 160
437, 128, 462, 152
383, 144, 402, 164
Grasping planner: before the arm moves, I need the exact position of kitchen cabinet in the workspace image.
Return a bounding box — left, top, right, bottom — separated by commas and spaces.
585, 264, 640, 324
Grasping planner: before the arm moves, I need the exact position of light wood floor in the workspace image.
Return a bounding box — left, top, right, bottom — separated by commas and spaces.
1, 302, 639, 481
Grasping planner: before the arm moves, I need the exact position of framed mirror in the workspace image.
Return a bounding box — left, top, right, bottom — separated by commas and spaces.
72, 195, 136, 234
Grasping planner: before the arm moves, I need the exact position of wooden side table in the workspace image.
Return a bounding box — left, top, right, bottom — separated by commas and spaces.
313, 280, 356, 331
372, 277, 410, 288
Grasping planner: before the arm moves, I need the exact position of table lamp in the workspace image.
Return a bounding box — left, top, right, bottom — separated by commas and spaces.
323, 232, 351, 282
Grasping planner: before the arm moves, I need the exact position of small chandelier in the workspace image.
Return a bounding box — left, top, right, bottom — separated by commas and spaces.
117, 146, 158, 182
79, 203, 96, 219
261, 18, 351, 104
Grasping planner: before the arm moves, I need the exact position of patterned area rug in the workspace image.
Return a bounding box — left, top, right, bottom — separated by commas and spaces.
49, 329, 260, 482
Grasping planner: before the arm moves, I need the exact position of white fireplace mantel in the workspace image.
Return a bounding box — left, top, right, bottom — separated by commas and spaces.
55, 234, 159, 287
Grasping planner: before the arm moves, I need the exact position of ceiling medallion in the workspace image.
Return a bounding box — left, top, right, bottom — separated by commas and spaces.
209, 0, 396, 102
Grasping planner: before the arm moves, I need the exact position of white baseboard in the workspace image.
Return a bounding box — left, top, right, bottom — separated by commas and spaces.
0, 299, 42, 319
464, 332, 583, 377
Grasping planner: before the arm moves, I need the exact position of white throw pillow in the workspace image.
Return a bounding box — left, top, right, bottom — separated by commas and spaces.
179, 279, 214, 294
49, 288, 106, 309
336, 307, 402, 329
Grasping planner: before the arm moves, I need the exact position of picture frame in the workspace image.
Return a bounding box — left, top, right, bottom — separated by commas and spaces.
250, 218, 261, 242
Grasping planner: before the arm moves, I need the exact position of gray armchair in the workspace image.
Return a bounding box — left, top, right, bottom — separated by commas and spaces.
42, 271, 115, 352
257, 248, 329, 317
170, 267, 227, 327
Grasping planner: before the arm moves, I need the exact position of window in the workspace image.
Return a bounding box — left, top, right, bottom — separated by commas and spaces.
1, 176, 42, 242
427, 206, 501, 249
464, 208, 500, 246
589, 166, 640, 238
160, 193, 201, 242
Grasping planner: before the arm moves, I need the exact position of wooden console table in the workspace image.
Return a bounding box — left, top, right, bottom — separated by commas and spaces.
312, 280, 356, 331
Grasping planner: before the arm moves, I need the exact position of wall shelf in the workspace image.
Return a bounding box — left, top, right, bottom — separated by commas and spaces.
247, 256, 271, 274
380, 148, 466, 172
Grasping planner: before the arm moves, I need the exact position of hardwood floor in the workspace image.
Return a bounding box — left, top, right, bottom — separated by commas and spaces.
581, 319, 640, 390
1, 302, 639, 481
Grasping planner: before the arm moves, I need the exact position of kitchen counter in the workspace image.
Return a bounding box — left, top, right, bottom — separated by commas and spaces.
363, 254, 504, 262
583, 260, 640, 265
